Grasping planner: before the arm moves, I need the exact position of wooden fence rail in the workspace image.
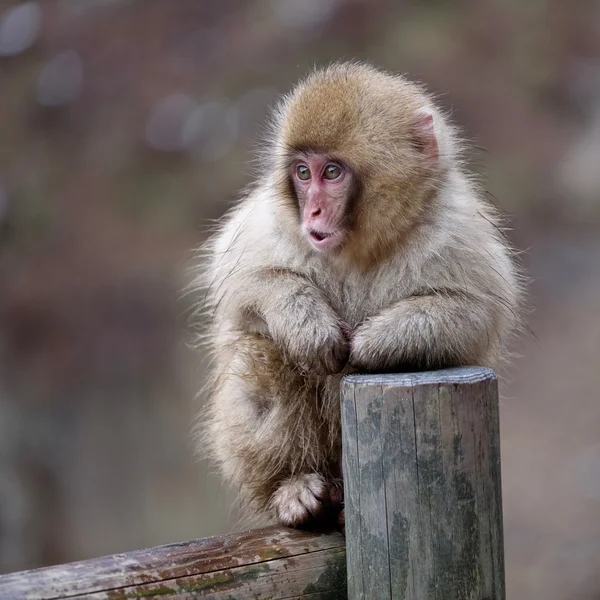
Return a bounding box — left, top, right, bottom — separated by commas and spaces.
0, 528, 347, 599
0, 367, 504, 600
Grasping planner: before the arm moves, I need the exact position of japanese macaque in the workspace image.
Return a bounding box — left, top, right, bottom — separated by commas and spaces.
192, 62, 522, 529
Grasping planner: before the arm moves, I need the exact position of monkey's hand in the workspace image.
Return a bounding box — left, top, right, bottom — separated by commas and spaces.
348, 315, 394, 371
243, 271, 350, 374
349, 294, 493, 371
268, 301, 350, 375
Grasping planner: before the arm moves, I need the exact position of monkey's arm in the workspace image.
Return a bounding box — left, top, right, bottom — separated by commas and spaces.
349, 291, 499, 371
238, 269, 349, 374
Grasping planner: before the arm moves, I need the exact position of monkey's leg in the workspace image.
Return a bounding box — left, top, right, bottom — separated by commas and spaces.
208, 335, 343, 528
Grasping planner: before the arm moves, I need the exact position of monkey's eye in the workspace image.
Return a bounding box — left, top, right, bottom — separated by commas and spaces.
296, 164, 311, 180
323, 164, 342, 180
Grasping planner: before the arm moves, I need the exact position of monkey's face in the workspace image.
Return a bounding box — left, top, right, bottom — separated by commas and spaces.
274, 63, 443, 266
290, 153, 356, 251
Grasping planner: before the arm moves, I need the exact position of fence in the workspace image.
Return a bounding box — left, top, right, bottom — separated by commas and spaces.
0, 367, 504, 599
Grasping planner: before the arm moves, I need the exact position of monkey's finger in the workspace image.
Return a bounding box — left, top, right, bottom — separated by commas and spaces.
340, 321, 355, 342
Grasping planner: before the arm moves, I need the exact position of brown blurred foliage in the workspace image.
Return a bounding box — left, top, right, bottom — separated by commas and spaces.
1, 1, 600, 598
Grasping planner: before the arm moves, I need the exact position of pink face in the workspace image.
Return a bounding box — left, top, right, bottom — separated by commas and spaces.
291, 154, 355, 250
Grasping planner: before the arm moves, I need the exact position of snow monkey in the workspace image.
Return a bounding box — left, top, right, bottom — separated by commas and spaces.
193, 62, 522, 529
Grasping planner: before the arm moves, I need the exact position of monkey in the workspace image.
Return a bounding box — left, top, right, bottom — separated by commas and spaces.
191, 62, 523, 530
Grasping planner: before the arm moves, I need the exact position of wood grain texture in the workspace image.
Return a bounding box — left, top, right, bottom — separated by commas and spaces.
341, 367, 505, 600
0, 526, 346, 599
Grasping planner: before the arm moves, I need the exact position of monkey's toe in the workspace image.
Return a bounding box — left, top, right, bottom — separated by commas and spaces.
270, 473, 330, 528
329, 480, 343, 507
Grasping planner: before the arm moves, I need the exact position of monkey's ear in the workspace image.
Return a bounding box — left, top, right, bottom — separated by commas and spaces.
412, 108, 439, 165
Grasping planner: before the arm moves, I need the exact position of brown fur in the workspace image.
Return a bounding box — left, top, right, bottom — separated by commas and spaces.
191, 62, 524, 527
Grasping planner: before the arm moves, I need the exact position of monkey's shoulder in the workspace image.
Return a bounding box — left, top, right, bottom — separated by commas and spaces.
210, 192, 277, 253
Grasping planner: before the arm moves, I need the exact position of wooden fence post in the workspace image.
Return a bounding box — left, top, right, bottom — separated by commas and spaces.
341, 367, 505, 600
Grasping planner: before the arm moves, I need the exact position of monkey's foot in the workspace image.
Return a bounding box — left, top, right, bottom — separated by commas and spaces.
270, 473, 341, 528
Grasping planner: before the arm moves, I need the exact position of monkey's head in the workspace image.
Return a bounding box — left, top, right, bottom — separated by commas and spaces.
271, 62, 456, 267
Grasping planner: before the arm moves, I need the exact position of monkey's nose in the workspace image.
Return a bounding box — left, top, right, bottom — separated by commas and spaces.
311, 207, 321, 217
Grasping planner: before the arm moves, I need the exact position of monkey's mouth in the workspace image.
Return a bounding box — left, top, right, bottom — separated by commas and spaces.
310, 230, 332, 242
307, 229, 343, 249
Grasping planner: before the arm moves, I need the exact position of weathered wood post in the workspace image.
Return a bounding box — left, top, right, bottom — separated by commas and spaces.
341, 367, 505, 600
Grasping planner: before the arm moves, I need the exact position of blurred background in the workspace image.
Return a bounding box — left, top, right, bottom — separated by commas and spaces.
0, 0, 599, 598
